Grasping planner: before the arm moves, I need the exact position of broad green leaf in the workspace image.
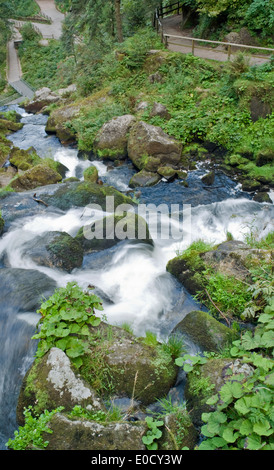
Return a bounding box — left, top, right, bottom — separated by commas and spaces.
234, 397, 251, 415
198, 440, 216, 450
253, 420, 271, 436
239, 419, 253, 436
175, 357, 184, 367
222, 428, 238, 443
206, 394, 219, 406
246, 433, 263, 450
265, 372, 274, 386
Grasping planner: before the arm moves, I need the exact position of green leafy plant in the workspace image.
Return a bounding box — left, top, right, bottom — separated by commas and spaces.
142, 416, 164, 450
198, 300, 274, 450
32, 282, 103, 368
6, 406, 64, 450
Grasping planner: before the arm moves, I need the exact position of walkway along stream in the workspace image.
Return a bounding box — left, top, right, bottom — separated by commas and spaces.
5, 0, 65, 104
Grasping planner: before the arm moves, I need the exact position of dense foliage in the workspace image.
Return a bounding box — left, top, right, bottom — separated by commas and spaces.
32, 282, 103, 368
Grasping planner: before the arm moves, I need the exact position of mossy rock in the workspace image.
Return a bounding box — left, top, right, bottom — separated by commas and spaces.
241, 179, 262, 192
80, 323, 178, 406
83, 165, 98, 183
166, 255, 205, 296
76, 212, 153, 253
17, 347, 106, 424
22, 231, 84, 272
253, 192, 272, 203
127, 121, 182, 170
10, 164, 62, 191
39, 181, 134, 211
172, 310, 238, 353
157, 166, 177, 181
184, 357, 255, 427
184, 357, 232, 426
44, 413, 146, 450
255, 148, 274, 167
129, 169, 161, 188
159, 411, 198, 450
201, 170, 215, 186
9, 147, 42, 171
93, 115, 136, 160
0, 118, 23, 133
0, 142, 11, 167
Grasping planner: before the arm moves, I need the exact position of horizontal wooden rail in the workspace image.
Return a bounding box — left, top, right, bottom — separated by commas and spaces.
163, 34, 274, 53
163, 34, 274, 60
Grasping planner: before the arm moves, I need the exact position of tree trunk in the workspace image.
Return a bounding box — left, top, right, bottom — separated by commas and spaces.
114, 0, 123, 43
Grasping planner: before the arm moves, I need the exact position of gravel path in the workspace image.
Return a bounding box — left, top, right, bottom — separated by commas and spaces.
6, 1, 65, 100
162, 15, 271, 65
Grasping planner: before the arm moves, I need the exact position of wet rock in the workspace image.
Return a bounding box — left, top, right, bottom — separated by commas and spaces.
0, 119, 23, 133
76, 212, 153, 253
9, 146, 41, 171
24, 87, 61, 114
83, 165, 98, 183
157, 166, 177, 181
201, 170, 215, 186
10, 164, 62, 191
129, 169, 161, 188
0, 268, 56, 311
17, 347, 105, 424
45, 104, 80, 144
22, 231, 84, 272
172, 310, 238, 353
93, 115, 136, 160
127, 121, 182, 171
38, 180, 134, 211
253, 192, 272, 203
45, 413, 146, 450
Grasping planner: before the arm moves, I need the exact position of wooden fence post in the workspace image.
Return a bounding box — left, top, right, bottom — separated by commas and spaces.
228, 44, 231, 60
192, 40, 195, 55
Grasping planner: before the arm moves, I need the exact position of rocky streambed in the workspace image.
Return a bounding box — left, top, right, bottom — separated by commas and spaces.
0, 99, 273, 450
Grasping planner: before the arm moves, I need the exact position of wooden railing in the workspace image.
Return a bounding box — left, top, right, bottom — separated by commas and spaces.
163, 34, 274, 60
153, 3, 274, 61
158, 1, 183, 18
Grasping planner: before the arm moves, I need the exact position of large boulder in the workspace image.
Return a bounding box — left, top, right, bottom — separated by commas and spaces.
0, 268, 56, 311
10, 164, 62, 191
129, 169, 161, 188
127, 121, 182, 171
24, 87, 61, 114
17, 347, 105, 424
90, 324, 178, 406
45, 413, 146, 450
76, 212, 153, 253
93, 115, 136, 160
172, 310, 238, 353
45, 104, 80, 143
166, 240, 272, 296
184, 357, 254, 427
22, 231, 84, 272
38, 180, 134, 211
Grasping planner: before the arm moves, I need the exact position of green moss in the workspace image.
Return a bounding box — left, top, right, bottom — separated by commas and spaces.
9, 147, 42, 171
83, 165, 98, 183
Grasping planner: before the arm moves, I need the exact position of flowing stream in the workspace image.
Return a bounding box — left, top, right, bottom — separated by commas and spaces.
0, 105, 273, 449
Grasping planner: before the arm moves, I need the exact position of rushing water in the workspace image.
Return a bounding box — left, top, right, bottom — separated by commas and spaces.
0, 105, 273, 449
